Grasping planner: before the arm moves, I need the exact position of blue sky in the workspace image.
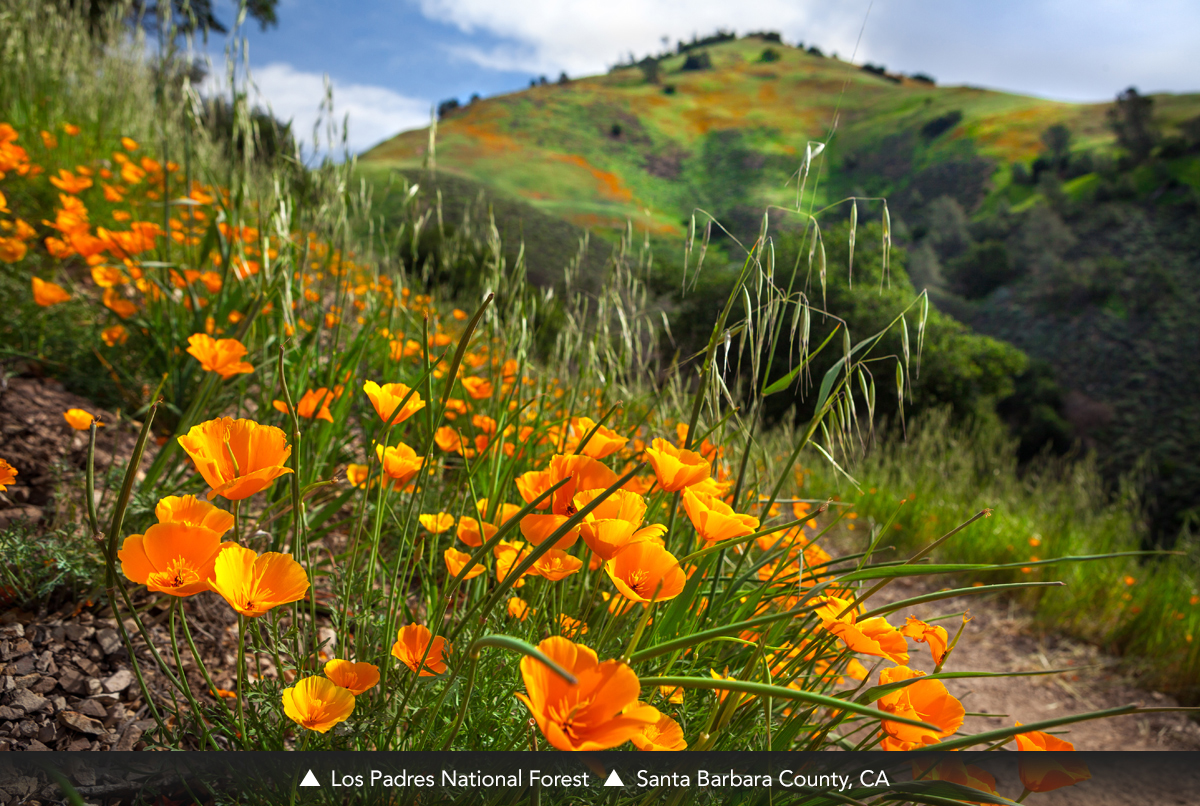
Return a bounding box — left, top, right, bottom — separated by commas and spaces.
203, 0, 1200, 154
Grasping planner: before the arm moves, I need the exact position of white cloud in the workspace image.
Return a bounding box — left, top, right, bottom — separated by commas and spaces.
411, 0, 1198, 101
414, 0, 870, 76
243, 62, 431, 154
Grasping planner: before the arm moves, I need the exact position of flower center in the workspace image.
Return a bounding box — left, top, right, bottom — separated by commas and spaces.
148, 558, 200, 590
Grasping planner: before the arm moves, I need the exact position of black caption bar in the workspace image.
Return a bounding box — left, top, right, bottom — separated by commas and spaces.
0, 752, 1197, 805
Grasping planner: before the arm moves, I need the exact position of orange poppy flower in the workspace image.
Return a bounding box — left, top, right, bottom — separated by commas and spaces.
391, 624, 450, 676
419, 512, 455, 533
567, 416, 628, 459
575, 488, 647, 561
630, 704, 687, 750
514, 469, 553, 509
154, 495, 234, 534
456, 516, 498, 548
0, 458, 16, 492
32, 277, 71, 307
444, 547, 486, 580
282, 676, 355, 733
876, 665, 964, 750
644, 438, 710, 492
273, 388, 334, 422
62, 123, 81, 136
556, 614, 588, 637
460, 376, 493, 399
495, 540, 530, 585
209, 545, 309, 617
363, 381, 426, 425
1014, 723, 1090, 792
0, 237, 27, 263
434, 426, 465, 454
912, 758, 998, 800
901, 616, 949, 665
519, 455, 620, 550
186, 333, 253, 379
375, 441, 423, 488
529, 548, 584, 581
49, 169, 91, 194
812, 595, 910, 664
120, 136, 139, 151
118, 522, 232, 597
507, 596, 534, 621
97, 325, 127, 349
323, 659, 380, 695
515, 636, 658, 751
178, 417, 294, 501
658, 685, 684, 705
682, 487, 759, 544
605, 540, 686, 603
345, 463, 369, 488
63, 408, 98, 431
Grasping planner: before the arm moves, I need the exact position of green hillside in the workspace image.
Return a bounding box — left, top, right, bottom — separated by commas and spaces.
361, 35, 1200, 543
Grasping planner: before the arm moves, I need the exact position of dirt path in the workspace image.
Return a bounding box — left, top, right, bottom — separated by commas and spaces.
874, 575, 1200, 751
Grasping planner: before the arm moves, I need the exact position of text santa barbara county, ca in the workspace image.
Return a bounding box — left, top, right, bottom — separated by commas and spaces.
327, 769, 892, 790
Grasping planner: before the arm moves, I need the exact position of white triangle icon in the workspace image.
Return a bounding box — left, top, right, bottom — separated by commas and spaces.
604, 770, 624, 787
300, 770, 320, 788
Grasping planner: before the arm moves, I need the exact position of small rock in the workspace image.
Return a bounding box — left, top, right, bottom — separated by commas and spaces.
30, 677, 56, 695
74, 655, 100, 677
49, 627, 65, 644
25, 738, 50, 751
65, 625, 94, 642
17, 720, 37, 737
0, 623, 24, 639
58, 711, 105, 736
12, 673, 40, 689
77, 699, 107, 719
114, 722, 143, 751
49, 695, 66, 712
36, 723, 56, 743
103, 668, 134, 693
95, 628, 121, 655
35, 650, 57, 675
0, 706, 21, 721
5, 688, 47, 713
58, 668, 87, 695
67, 736, 91, 751
6, 656, 35, 676
85, 678, 102, 696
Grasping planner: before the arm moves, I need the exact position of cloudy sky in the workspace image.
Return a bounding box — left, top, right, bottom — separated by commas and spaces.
203, 0, 1200, 154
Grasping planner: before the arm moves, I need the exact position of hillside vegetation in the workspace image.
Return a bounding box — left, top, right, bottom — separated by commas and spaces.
361, 35, 1200, 544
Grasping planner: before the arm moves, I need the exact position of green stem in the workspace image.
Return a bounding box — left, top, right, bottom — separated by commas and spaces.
169, 600, 216, 750
236, 614, 248, 744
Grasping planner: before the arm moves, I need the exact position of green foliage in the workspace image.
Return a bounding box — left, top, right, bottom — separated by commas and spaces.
1108, 87, 1159, 164
0, 520, 104, 607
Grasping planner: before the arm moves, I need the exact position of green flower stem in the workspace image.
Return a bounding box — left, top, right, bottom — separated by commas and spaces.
169, 600, 216, 750
236, 614, 248, 745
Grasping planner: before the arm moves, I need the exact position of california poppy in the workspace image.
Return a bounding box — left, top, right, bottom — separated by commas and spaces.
507, 596, 534, 621
813, 595, 910, 665
567, 416, 628, 459
556, 614, 588, 637
154, 495, 234, 534
363, 381, 425, 425
32, 277, 71, 307
876, 665, 964, 750
419, 512, 455, 533
495, 540, 530, 586
444, 547, 485, 580
520, 455, 619, 550
901, 616, 949, 665
323, 659, 380, 695
391, 624, 450, 676
63, 408, 98, 431
208, 545, 309, 617
457, 516, 498, 548
644, 438, 710, 491
1014, 723, 1090, 792
682, 487, 759, 544
101, 324, 128, 346
185, 333, 253, 379
118, 522, 232, 597
344, 463, 369, 488
282, 676, 355, 733
529, 548, 583, 581
912, 758, 998, 800
460, 376, 493, 399
0, 458, 16, 492
102, 288, 137, 319
178, 417, 294, 501
516, 636, 658, 751
630, 704, 687, 751
273, 388, 334, 422
575, 488, 648, 561
605, 540, 686, 603
375, 441, 422, 488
